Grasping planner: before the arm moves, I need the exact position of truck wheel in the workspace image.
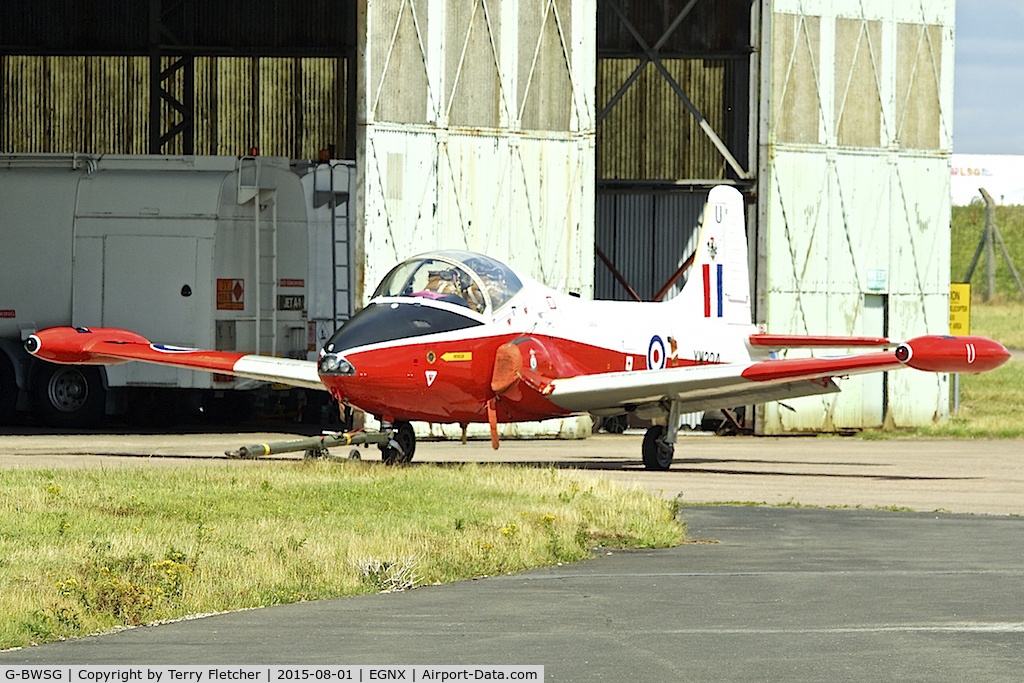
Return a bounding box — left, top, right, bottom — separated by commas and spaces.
32, 364, 105, 428
0, 355, 17, 425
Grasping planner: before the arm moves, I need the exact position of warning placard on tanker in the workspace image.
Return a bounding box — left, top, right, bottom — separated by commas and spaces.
218, 278, 245, 310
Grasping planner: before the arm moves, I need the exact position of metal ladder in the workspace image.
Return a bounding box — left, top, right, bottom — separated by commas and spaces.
237, 156, 279, 356
313, 160, 353, 331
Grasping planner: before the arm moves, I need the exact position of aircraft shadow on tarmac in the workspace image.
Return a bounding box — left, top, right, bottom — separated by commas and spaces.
413, 458, 979, 482
2, 423, 979, 484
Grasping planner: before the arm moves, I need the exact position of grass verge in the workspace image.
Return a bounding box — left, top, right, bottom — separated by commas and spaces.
970, 301, 1024, 349
1, 461, 683, 650
859, 358, 1024, 438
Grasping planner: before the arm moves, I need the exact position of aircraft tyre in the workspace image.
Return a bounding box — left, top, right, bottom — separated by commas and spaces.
602, 413, 629, 434
32, 363, 105, 428
382, 421, 416, 465
642, 424, 674, 470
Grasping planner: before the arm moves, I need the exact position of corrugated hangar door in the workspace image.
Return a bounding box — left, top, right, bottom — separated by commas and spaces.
759, 0, 954, 433
595, 193, 706, 301
594, 0, 758, 302
358, 0, 596, 301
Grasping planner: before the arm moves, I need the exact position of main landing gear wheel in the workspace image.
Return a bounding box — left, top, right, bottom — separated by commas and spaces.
642, 424, 675, 470
32, 364, 105, 428
381, 421, 416, 465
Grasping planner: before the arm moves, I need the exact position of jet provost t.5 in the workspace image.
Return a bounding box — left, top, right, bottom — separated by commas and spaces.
26, 186, 1010, 469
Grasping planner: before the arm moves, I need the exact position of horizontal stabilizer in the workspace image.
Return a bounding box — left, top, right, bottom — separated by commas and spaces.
749, 334, 892, 348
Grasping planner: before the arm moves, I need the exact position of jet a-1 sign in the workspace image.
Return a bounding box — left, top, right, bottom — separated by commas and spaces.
26, 187, 1009, 469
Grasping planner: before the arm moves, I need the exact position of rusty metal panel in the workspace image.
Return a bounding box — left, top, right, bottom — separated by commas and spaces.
596, 58, 734, 180
300, 57, 346, 156
2, 55, 148, 154
834, 18, 882, 147
896, 22, 944, 150
3, 55, 46, 151
445, 0, 503, 128
770, 13, 821, 145
2, 54, 345, 157
517, 0, 574, 131
259, 59, 299, 155
368, 0, 430, 125
198, 56, 343, 158
183, 57, 249, 156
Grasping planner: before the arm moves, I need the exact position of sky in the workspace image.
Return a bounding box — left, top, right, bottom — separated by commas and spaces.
953, 0, 1024, 154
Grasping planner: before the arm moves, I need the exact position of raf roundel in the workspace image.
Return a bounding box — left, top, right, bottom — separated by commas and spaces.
647, 335, 666, 370
151, 343, 200, 354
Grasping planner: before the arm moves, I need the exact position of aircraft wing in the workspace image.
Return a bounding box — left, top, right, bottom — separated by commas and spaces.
546, 335, 1010, 414
545, 354, 892, 414
25, 327, 326, 392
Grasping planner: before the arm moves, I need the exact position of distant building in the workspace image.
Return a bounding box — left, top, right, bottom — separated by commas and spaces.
951, 154, 1024, 205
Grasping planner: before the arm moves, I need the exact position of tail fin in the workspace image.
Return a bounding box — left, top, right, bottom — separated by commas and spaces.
671, 185, 751, 325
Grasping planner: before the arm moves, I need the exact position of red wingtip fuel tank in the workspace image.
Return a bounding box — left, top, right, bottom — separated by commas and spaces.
25, 327, 151, 365
895, 335, 1010, 374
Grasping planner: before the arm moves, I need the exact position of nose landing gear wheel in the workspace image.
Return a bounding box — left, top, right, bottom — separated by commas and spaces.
642, 424, 675, 470
381, 421, 416, 465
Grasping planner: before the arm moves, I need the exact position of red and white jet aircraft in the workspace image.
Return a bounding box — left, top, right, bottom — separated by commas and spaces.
26, 186, 1009, 469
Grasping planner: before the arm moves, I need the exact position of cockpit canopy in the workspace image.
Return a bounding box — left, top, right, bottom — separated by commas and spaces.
321, 252, 524, 358
372, 250, 523, 316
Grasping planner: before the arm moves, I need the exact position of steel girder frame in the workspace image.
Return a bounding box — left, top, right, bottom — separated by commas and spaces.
149, 0, 196, 155
757, 0, 955, 433
598, 0, 753, 183
144, 0, 357, 158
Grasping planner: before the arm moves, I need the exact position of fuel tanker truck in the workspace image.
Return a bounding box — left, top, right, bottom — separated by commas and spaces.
0, 153, 353, 427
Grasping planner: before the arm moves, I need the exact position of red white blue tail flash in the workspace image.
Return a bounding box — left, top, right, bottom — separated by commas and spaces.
703, 261, 723, 318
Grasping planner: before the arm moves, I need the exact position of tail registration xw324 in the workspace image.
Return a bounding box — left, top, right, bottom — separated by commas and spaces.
25, 187, 1010, 469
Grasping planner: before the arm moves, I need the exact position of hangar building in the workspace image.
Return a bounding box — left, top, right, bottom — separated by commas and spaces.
0, 0, 956, 433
